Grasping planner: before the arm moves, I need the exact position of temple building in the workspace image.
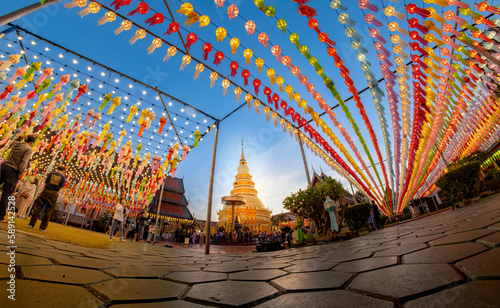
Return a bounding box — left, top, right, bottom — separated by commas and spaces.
148, 177, 194, 226
217, 145, 272, 233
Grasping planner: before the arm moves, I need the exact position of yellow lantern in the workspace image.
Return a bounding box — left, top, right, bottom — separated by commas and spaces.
163, 46, 177, 62
230, 37, 240, 54
222, 79, 230, 96
209, 72, 218, 88
276, 76, 284, 92
129, 29, 146, 45
255, 58, 264, 74
243, 49, 253, 66
147, 38, 163, 54
285, 85, 293, 100
114, 20, 132, 35
244, 93, 253, 109
97, 11, 116, 26
77, 1, 100, 17
267, 68, 276, 85
215, 27, 227, 42
199, 15, 210, 28
234, 87, 242, 102
179, 55, 191, 71
177, 2, 193, 15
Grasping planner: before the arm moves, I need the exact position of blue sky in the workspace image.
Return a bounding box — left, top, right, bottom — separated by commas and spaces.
3, 0, 492, 219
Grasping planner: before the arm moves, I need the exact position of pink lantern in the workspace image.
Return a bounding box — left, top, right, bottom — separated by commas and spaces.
258, 32, 269, 48
245, 20, 256, 35
227, 4, 239, 20
214, 0, 225, 8
271, 45, 282, 62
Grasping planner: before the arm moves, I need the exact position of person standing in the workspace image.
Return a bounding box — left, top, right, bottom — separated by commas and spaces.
371, 200, 383, 230
28, 165, 66, 231
135, 210, 148, 242
0, 135, 35, 223
199, 231, 204, 246
17, 176, 39, 218
109, 198, 129, 242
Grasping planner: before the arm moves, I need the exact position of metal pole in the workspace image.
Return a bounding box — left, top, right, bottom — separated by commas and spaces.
298, 137, 312, 187
204, 122, 219, 255
153, 177, 166, 245
0, 0, 64, 27
349, 182, 357, 204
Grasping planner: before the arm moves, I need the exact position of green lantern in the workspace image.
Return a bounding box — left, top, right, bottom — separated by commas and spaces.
277, 19, 287, 33
265, 6, 276, 17
289, 33, 300, 49
254, 0, 265, 9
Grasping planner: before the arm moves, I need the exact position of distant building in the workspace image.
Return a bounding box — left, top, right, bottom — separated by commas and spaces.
148, 177, 194, 225
310, 169, 356, 205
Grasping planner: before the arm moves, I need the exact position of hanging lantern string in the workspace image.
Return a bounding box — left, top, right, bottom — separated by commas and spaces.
0, 44, 197, 152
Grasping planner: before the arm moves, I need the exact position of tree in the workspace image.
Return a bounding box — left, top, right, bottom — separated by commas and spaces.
355, 191, 369, 203
282, 176, 347, 234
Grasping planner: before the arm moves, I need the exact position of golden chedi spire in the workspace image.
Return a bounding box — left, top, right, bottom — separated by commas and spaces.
218, 141, 272, 233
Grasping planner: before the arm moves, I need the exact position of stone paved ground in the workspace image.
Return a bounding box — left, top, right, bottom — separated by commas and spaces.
1, 195, 500, 307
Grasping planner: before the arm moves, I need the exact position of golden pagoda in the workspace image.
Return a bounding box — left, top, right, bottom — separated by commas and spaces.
217, 144, 272, 233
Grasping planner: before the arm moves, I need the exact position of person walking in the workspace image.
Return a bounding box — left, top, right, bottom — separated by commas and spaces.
16, 176, 39, 218
109, 198, 129, 242
28, 165, 66, 231
0, 135, 35, 223
371, 200, 383, 230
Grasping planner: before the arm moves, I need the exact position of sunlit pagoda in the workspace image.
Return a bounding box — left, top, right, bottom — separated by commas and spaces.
217, 143, 272, 234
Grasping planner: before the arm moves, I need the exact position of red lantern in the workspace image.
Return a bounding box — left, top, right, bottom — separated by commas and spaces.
408, 18, 428, 34
308, 18, 319, 32
272, 93, 280, 109
318, 32, 335, 47
405, 4, 430, 18
145, 13, 165, 27
185, 33, 197, 51
298, 5, 317, 18
165, 22, 180, 35
213, 51, 224, 66
202, 42, 212, 61
230, 61, 239, 77
128, 2, 149, 16
294, 112, 301, 123
280, 101, 288, 116
263, 86, 272, 103
241, 69, 250, 86
110, 0, 131, 10
253, 79, 261, 95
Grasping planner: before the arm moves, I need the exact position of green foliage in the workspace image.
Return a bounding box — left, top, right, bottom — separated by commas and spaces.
283, 176, 347, 234
355, 191, 369, 203
341, 202, 372, 230
451, 151, 488, 168
436, 162, 481, 204
482, 168, 500, 192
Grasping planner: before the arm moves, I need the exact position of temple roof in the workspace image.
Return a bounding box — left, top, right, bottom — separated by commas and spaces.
149, 177, 193, 220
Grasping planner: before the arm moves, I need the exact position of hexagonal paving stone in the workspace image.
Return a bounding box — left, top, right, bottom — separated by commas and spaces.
248, 263, 291, 270
202, 264, 248, 273
229, 269, 287, 281
110, 300, 208, 308
334, 256, 397, 273
0, 252, 53, 266
488, 222, 500, 230
284, 259, 336, 273
92, 279, 187, 303
320, 251, 372, 263
403, 243, 487, 264
373, 243, 428, 257
429, 229, 496, 246
272, 271, 352, 291
1, 280, 102, 307
456, 248, 500, 280
348, 264, 462, 300
163, 271, 227, 284
102, 266, 173, 278
57, 256, 117, 270
0, 264, 11, 280
186, 281, 278, 306
22, 265, 113, 285
476, 231, 500, 248
256, 290, 393, 308
405, 281, 500, 308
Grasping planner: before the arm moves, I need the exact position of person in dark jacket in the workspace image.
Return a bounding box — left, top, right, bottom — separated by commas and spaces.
372, 200, 383, 230
0, 135, 34, 223
28, 165, 66, 231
